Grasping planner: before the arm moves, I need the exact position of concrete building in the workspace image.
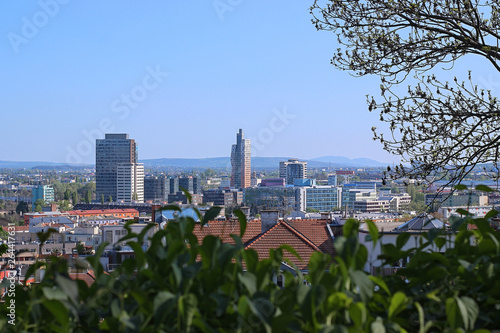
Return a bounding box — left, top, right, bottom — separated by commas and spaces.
231, 129, 251, 189
425, 192, 488, 208
342, 189, 377, 209
203, 189, 242, 207
279, 159, 307, 185
31, 185, 55, 209
295, 186, 342, 212
116, 163, 144, 203
96, 133, 139, 202
179, 176, 201, 194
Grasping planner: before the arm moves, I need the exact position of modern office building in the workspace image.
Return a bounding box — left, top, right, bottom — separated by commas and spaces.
116, 163, 144, 203
203, 189, 242, 207
31, 185, 55, 209
342, 189, 377, 209
295, 186, 342, 212
144, 176, 168, 202
425, 192, 488, 208
178, 176, 201, 194
279, 159, 307, 185
96, 133, 139, 202
231, 129, 251, 189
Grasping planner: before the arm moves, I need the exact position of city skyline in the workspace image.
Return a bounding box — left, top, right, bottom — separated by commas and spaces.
1, 2, 488, 165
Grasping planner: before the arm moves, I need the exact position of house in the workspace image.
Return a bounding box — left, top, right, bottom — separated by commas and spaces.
191, 210, 337, 274
358, 213, 454, 275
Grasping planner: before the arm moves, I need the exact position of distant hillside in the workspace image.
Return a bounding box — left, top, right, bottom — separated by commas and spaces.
0, 155, 388, 170
310, 156, 388, 167
140, 156, 387, 169
0, 160, 91, 170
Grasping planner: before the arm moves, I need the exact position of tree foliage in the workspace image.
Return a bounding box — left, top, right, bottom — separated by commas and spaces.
2, 205, 500, 331
311, 0, 500, 186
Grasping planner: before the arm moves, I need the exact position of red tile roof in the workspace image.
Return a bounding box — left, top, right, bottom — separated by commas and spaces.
64, 209, 139, 215
69, 269, 96, 287
245, 222, 322, 270
192, 218, 336, 270
192, 219, 262, 244
285, 220, 337, 257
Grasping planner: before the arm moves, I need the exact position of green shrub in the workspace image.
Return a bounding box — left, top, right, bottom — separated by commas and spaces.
1, 205, 499, 332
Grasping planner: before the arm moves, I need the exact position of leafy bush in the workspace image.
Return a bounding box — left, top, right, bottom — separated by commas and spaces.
1, 206, 499, 332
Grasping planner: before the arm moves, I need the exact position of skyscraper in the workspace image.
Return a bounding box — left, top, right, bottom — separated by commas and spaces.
96, 134, 141, 202
231, 129, 251, 189
279, 158, 307, 185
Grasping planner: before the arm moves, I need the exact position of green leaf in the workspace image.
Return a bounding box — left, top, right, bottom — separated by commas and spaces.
42, 300, 69, 327
368, 275, 391, 295
233, 209, 247, 238
350, 270, 373, 301
454, 184, 467, 191
365, 220, 379, 246
396, 232, 411, 249
460, 296, 479, 330
484, 209, 499, 219
343, 219, 360, 238
158, 204, 182, 212
348, 302, 367, 327
202, 206, 222, 225
37, 228, 58, 244
475, 184, 493, 192
446, 297, 461, 329
388, 291, 407, 320
238, 272, 257, 295
42, 287, 68, 301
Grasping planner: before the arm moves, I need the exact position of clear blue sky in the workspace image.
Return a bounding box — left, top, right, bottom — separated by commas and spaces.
0, 1, 487, 165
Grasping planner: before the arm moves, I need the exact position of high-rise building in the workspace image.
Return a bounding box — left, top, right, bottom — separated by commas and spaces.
31, 185, 55, 209
279, 159, 307, 185
96, 133, 139, 202
231, 129, 251, 189
116, 163, 144, 203
144, 176, 168, 202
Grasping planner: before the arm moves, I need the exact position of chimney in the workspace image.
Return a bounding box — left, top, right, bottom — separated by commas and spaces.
260, 210, 279, 233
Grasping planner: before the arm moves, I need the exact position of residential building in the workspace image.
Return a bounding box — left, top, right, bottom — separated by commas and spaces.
279, 159, 307, 185
116, 163, 144, 203
359, 214, 454, 275
31, 185, 55, 209
231, 129, 251, 189
96, 133, 138, 202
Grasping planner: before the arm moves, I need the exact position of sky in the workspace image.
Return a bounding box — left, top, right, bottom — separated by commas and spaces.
0, 1, 493, 165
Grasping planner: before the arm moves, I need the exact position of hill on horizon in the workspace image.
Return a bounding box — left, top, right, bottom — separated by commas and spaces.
0, 156, 388, 170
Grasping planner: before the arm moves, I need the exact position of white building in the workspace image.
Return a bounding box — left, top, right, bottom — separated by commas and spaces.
117, 163, 144, 203
358, 213, 454, 275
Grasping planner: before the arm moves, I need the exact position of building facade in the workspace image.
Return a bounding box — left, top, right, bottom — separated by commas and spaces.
96, 134, 138, 202
31, 185, 55, 209
231, 129, 251, 189
279, 159, 307, 185
116, 163, 144, 203
144, 176, 168, 202
295, 186, 342, 212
